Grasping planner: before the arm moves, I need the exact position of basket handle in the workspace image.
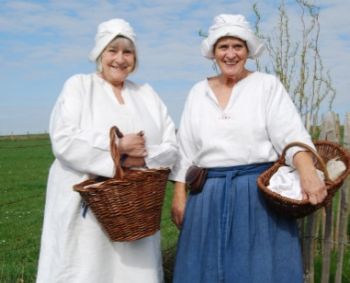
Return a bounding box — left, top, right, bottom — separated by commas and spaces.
110, 126, 125, 179
280, 142, 332, 182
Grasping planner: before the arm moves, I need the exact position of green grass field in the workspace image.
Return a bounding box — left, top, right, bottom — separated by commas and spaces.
1, 135, 349, 282
0, 135, 178, 282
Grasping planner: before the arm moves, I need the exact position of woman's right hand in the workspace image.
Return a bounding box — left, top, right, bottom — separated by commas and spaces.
171, 182, 187, 229
118, 132, 147, 157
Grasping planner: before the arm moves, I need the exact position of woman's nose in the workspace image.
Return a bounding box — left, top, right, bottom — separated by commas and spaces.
114, 51, 125, 63
226, 48, 236, 58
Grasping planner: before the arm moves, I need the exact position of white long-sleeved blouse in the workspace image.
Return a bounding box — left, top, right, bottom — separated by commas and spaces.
50, 73, 177, 175
36, 73, 177, 283
169, 72, 314, 183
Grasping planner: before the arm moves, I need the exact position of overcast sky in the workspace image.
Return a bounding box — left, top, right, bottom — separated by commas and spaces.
0, 0, 349, 135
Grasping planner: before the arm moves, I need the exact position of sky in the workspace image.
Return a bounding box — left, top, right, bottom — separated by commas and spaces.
0, 0, 349, 135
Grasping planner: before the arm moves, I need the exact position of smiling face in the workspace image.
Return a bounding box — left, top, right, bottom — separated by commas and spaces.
213, 36, 249, 80
99, 36, 136, 86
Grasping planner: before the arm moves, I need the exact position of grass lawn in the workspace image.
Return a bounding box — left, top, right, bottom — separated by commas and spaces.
0, 137, 52, 283
0, 135, 178, 282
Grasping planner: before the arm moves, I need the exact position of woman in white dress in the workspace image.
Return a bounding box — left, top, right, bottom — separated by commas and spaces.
36, 18, 177, 283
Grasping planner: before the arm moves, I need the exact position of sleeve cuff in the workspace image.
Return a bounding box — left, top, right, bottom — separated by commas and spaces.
168, 164, 188, 183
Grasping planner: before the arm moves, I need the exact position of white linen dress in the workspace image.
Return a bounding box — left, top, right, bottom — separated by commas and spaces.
36, 73, 177, 283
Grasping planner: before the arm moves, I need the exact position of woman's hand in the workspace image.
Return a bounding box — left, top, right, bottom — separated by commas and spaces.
293, 151, 327, 205
122, 156, 145, 168
300, 170, 327, 205
118, 132, 147, 157
171, 182, 187, 229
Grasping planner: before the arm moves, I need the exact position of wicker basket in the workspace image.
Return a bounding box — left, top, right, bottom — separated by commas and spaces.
73, 126, 170, 241
257, 141, 350, 218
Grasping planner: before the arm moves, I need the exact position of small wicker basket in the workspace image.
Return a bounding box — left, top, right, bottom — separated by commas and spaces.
257, 141, 350, 218
73, 126, 170, 241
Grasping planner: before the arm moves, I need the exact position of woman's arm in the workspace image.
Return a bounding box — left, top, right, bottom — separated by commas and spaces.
50, 75, 117, 177
266, 76, 316, 166
293, 151, 327, 204
169, 88, 200, 229
141, 85, 178, 169
171, 182, 187, 229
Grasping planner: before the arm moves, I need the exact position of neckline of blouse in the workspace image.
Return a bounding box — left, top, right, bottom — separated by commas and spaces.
93, 73, 129, 107
205, 71, 257, 110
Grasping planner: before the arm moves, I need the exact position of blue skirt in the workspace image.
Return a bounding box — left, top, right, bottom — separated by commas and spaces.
173, 163, 303, 283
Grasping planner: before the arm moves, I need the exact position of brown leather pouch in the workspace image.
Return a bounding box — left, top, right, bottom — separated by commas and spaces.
185, 165, 208, 193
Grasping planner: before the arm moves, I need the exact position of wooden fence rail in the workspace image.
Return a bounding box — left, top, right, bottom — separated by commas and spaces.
302, 111, 350, 283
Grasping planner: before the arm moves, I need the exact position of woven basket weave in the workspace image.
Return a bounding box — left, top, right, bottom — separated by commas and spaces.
73, 126, 170, 241
257, 141, 350, 218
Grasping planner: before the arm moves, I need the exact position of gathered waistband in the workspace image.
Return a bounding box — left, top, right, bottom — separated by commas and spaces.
206, 162, 273, 179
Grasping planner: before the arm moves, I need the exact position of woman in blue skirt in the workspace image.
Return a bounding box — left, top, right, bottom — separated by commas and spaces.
169, 14, 327, 283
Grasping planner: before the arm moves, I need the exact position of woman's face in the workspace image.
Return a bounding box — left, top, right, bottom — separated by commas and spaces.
100, 37, 136, 86
213, 36, 249, 79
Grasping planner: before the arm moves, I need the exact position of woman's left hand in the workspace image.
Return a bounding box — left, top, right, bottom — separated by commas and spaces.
300, 170, 327, 205
293, 151, 327, 205
118, 132, 147, 157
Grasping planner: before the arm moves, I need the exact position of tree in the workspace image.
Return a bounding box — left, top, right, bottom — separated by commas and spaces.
253, 0, 336, 136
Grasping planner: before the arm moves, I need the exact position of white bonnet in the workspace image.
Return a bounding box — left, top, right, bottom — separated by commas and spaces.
201, 14, 264, 59
89, 18, 136, 61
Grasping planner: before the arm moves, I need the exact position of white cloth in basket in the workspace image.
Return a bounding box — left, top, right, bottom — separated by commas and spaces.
268, 166, 324, 200
326, 158, 346, 181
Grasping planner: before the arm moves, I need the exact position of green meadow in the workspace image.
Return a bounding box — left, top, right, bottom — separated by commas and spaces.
0, 135, 178, 283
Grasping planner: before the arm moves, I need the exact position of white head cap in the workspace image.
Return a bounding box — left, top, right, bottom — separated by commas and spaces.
89, 18, 136, 61
201, 14, 264, 59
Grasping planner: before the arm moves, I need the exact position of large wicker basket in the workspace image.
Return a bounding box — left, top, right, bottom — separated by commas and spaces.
73, 126, 170, 241
257, 141, 350, 218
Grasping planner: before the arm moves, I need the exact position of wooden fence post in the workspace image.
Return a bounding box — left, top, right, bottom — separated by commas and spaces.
303, 111, 339, 283
334, 113, 341, 246
319, 111, 339, 283
302, 111, 349, 283
344, 113, 350, 150
302, 213, 317, 283
334, 112, 350, 283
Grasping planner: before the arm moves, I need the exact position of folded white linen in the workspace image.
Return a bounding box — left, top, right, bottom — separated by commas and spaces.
268, 166, 324, 200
